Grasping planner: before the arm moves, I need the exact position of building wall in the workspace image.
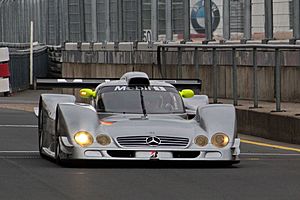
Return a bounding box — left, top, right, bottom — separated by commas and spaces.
252, 0, 292, 39
0, 0, 296, 44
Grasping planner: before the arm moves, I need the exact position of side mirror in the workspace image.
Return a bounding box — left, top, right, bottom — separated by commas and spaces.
80, 89, 96, 98
179, 89, 194, 98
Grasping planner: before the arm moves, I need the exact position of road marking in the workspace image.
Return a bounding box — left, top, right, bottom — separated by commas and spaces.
241, 139, 300, 153
0, 151, 40, 158
0, 151, 39, 153
0, 125, 38, 128
0, 151, 40, 159
241, 153, 300, 156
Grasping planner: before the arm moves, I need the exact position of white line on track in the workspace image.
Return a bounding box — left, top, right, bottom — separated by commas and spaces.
0, 151, 39, 153
0, 125, 38, 128
240, 153, 300, 156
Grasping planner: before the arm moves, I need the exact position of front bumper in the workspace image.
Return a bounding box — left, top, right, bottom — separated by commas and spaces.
60, 137, 240, 162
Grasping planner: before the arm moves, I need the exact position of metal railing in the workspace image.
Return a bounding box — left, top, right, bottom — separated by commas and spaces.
157, 44, 300, 112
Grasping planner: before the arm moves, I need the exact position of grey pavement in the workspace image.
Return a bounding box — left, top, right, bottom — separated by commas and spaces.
0, 109, 300, 200
0, 89, 54, 104
0, 89, 57, 112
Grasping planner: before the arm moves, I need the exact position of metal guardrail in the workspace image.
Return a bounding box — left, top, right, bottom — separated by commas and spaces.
157, 44, 300, 112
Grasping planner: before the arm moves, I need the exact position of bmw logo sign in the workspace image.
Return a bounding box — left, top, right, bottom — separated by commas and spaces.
191, 0, 220, 34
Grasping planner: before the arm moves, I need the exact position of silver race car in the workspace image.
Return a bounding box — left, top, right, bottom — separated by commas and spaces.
35, 72, 240, 164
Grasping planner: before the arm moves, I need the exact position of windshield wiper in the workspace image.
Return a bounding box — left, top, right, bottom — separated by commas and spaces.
139, 89, 147, 119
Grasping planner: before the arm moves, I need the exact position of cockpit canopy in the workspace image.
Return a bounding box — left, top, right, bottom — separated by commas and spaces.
96, 86, 184, 114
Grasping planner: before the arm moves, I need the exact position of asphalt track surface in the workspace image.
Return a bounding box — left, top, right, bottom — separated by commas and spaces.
0, 109, 300, 200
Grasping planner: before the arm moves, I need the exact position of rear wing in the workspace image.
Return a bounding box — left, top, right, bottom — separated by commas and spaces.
35, 78, 202, 94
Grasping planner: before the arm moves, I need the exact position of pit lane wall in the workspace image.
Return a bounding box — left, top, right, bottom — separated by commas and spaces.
62, 42, 300, 103
237, 109, 300, 144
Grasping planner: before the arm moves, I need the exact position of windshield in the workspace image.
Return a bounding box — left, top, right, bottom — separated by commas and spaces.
97, 86, 184, 114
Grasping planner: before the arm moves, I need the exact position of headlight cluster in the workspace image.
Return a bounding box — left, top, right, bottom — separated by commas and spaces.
74, 131, 111, 147
194, 135, 208, 147
96, 134, 111, 146
211, 133, 229, 148
194, 132, 229, 148
74, 131, 94, 147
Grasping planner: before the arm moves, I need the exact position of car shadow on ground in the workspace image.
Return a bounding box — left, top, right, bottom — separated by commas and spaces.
55, 159, 240, 169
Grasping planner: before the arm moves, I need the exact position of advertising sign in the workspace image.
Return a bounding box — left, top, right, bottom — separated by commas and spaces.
190, 0, 222, 37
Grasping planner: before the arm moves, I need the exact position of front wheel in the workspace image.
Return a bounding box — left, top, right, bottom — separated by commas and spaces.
38, 113, 46, 158
38, 101, 46, 158
55, 111, 69, 166
38, 131, 46, 158
55, 139, 72, 167
55, 139, 62, 164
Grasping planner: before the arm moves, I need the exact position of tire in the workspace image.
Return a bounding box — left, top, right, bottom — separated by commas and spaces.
55, 108, 62, 164
55, 109, 69, 166
55, 139, 62, 164
38, 131, 43, 155
38, 105, 46, 158
55, 139, 71, 167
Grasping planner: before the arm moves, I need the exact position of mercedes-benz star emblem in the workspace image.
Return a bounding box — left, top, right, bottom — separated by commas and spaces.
146, 136, 161, 146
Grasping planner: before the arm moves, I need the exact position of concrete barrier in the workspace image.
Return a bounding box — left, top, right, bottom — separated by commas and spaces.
0, 47, 10, 93
61, 42, 300, 103
237, 108, 300, 144
61, 62, 300, 103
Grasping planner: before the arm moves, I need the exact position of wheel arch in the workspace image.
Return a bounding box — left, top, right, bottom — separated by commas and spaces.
55, 103, 99, 141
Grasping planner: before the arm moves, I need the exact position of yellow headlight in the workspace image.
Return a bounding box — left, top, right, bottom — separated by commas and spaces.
194, 135, 208, 147
74, 131, 94, 147
211, 133, 229, 148
96, 134, 111, 146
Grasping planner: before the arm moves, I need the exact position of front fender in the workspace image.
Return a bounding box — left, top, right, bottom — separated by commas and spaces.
196, 104, 237, 140
56, 103, 99, 141
38, 94, 76, 119
183, 95, 209, 111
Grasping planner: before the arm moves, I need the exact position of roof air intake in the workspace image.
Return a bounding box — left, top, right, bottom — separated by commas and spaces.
120, 72, 150, 86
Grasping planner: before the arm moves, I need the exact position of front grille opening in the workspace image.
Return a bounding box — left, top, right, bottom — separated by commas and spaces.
116, 136, 189, 148
107, 150, 135, 158
172, 151, 200, 158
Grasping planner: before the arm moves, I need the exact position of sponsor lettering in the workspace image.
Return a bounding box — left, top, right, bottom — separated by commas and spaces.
114, 86, 166, 91
114, 86, 127, 91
